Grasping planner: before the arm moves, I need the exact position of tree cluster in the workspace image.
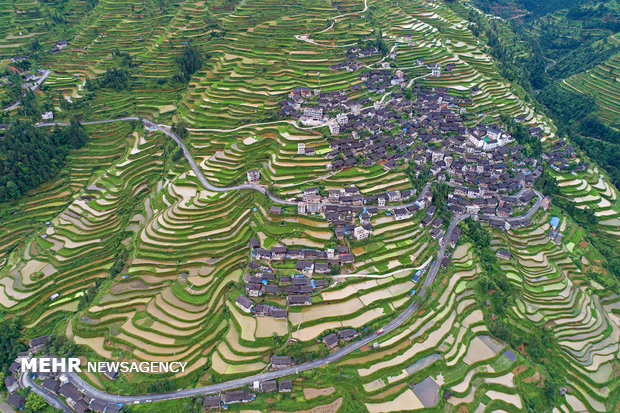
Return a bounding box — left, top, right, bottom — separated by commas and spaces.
0, 119, 88, 203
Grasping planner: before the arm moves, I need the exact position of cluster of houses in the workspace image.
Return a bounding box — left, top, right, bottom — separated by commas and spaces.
250, 238, 355, 275
235, 239, 359, 315
327, 46, 382, 73
321, 328, 360, 349
297, 186, 426, 239
202, 389, 256, 410
4, 335, 122, 413
202, 380, 292, 409
542, 140, 587, 172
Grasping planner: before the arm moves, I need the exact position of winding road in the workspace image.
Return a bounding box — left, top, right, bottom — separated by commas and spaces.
25, 116, 544, 407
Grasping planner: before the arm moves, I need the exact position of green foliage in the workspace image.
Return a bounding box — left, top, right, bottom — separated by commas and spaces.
47, 334, 77, 358
501, 115, 542, 157
538, 83, 594, 125
109, 246, 129, 278
0, 318, 26, 374
175, 45, 204, 83
24, 392, 48, 413
94, 68, 131, 90
374, 30, 388, 56
430, 182, 451, 226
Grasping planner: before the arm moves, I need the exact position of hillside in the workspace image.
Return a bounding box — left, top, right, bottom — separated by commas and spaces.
0, 0, 618, 412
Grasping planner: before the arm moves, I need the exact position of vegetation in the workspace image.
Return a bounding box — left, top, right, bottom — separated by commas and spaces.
175, 45, 204, 83
0, 119, 88, 202
0, 318, 26, 373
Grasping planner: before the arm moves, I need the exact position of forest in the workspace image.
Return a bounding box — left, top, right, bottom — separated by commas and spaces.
0, 119, 87, 203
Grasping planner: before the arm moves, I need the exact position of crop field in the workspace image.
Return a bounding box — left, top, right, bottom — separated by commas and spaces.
561, 53, 620, 128
0, 0, 618, 411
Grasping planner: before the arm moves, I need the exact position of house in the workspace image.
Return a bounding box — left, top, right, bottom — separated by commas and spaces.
73, 400, 89, 413
296, 260, 314, 276
338, 329, 358, 341
496, 249, 511, 260
288, 295, 311, 306
4, 375, 18, 393
328, 120, 340, 135
247, 169, 260, 183
268, 307, 288, 318
271, 245, 287, 260
431, 65, 441, 77
259, 380, 277, 393
58, 382, 82, 404
430, 228, 444, 239
235, 295, 253, 313
322, 332, 339, 349
298, 142, 306, 154
202, 395, 221, 410
103, 404, 122, 413
102, 363, 119, 380
270, 355, 295, 370
279, 379, 293, 393
29, 334, 50, 352
314, 262, 331, 274
6, 394, 26, 410
42, 378, 61, 394
340, 253, 355, 264
249, 237, 260, 250
387, 190, 401, 202
89, 399, 107, 412
222, 390, 255, 404
269, 206, 282, 215
353, 226, 370, 241
41, 111, 54, 120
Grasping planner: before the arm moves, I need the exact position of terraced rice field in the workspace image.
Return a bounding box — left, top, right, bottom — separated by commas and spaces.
0, 0, 617, 410
561, 53, 620, 127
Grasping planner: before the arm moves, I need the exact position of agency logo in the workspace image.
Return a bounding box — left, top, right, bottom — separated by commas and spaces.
21, 357, 187, 374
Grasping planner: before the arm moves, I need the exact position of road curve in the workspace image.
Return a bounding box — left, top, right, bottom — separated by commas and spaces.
19, 371, 72, 412
28, 116, 544, 407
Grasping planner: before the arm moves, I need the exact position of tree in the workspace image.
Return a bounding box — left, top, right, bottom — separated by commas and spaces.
0, 318, 26, 373
67, 117, 88, 149
29, 38, 41, 52
175, 45, 203, 82
24, 393, 47, 413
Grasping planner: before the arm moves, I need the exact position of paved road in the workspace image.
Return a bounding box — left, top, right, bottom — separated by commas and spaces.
19, 371, 71, 412
36, 117, 434, 211
29, 116, 545, 407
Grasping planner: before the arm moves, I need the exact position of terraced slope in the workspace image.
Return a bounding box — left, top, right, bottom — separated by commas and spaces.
562, 52, 620, 128
0, 0, 617, 411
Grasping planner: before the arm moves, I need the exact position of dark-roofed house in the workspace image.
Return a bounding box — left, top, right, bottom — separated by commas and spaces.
74, 399, 89, 413
288, 295, 311, 306
260, 380, 277, 393
322, 332, 339, 349
4, 375, 18, 393
202, 395, 220, 409
338, 329, 358, 341
101, 363, 119, 380
222, 390, 255, 404
270, 355, 295, 370
58, 382, 82, 402
495, 249, 511, 260
42, 377, 61, 394
89, 399, 107, 412
235, 294, 253, 313
6, 394, 25, 409
103, 403, 123, 413
279, 379, 292, 393
104, 404, 122, 413
29, 334, 50, 352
